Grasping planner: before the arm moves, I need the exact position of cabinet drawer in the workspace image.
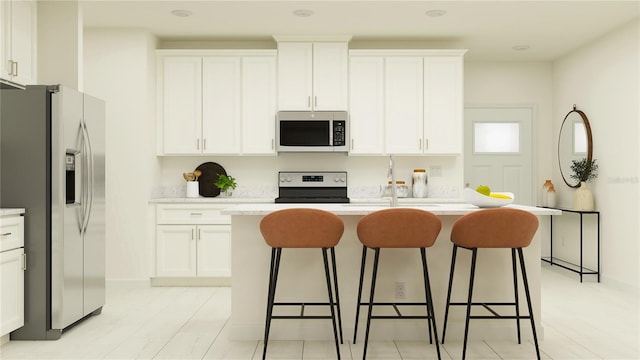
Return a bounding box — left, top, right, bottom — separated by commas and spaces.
0, 216, 24, 252
156, 204, 231, 225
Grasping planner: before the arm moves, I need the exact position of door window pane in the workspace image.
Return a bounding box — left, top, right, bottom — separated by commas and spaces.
474, 123, 520, 153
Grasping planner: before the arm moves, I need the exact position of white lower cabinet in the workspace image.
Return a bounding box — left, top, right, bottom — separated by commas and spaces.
154, 204, 231, 284
0, 214, 25, 337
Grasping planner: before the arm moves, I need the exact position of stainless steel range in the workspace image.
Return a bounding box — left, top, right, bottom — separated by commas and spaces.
275, 171, 350, 203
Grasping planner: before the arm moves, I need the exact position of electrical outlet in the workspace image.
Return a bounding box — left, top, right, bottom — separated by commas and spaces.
429, 165, 442, 177
395, 281, 407, 299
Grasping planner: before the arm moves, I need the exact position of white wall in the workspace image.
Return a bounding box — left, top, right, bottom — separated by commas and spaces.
84, 29, 160, 281
552, 20, 639, 289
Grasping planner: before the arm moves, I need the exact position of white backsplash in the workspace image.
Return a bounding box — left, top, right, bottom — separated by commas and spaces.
152, 155, 464, 200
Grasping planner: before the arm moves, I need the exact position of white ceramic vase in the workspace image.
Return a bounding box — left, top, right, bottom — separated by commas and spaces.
573, 181, 594, 211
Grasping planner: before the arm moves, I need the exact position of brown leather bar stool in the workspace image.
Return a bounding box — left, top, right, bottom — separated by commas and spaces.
259, 208, 345, 360
353, 208, 442, 360
441, 208, 540, 360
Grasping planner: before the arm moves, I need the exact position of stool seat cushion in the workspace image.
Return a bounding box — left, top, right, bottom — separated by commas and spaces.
451, 208, 539, 249
260, 208, 344, 248
357, 208, 442, 248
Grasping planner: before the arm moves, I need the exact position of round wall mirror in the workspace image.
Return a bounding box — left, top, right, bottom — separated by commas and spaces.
558, 105, 593, 188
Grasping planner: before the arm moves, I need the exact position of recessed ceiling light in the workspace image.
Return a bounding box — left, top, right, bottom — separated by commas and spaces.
512, 45, 531, 51
425, 9, 446, 17
171, 9, 192, 18
293, 9, 314, 18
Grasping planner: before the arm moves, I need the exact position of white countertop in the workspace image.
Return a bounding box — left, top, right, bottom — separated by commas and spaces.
221, 203, 561, 216
0, 208, 25, 216
149, 196, 464, 204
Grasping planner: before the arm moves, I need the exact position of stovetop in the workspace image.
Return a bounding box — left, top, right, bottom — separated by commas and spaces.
275, 171, 350, 204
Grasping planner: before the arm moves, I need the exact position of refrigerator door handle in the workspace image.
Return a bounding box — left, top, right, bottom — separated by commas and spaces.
81, 121, 94, 234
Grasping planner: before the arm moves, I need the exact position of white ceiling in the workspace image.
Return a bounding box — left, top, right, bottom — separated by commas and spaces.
81, 0, 640, 61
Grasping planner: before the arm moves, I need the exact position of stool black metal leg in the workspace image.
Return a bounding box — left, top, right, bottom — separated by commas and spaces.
517, 248, 541, 360
323, 248, 342, 360
441, 244, 458, 344
511, 248, 521, 344
421, 248, 442, 360
420, 248, 433, 344
363, 248, 380, 360
263, 248, 282, 360
462, 248, 478, 360
353, 245, 368, 344
330, 247, 344, 344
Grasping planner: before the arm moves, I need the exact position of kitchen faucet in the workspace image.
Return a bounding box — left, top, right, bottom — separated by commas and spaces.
388, 155, 398, 207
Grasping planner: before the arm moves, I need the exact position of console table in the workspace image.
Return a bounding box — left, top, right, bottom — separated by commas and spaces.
540, 207, 600, 282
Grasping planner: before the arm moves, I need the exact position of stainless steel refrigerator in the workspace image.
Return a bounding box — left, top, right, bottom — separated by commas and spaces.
0, 85, 105, 340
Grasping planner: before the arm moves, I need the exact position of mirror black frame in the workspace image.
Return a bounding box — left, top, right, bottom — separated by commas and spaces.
558, 105, 593, 188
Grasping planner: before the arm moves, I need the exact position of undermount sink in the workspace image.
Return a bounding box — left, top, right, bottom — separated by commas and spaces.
342, 203, 442, 208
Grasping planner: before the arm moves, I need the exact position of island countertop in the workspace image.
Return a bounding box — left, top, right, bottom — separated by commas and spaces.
221, 203, 561, 216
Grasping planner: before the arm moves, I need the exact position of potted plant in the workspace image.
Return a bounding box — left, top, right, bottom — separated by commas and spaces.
570, 157, 598, 211
570, 157, 598, 183
214, 174, 237, 196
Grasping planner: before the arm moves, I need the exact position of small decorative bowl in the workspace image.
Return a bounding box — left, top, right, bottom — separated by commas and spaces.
463, 188, 515, 208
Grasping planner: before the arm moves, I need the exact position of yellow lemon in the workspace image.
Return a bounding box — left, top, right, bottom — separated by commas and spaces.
475, 185, 491, 196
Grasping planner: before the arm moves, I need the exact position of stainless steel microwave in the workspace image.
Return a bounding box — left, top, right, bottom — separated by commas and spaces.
276, 111, 349, 153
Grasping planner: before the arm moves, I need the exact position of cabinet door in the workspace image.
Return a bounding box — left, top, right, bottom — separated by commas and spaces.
424, 56, 463, 154
277, 42, 313, 110
242, 56, 276, 154
0, 1, 9, 80
161, 56, 202, 154
197, 225, 231, 277
8, 0, 36, 85
0, 248, 24, 336
202, 56, 241, 154
312, 42, 348, 111
349, 56, 384, 154
384, 57, 423, 154
156, 225, 196, 277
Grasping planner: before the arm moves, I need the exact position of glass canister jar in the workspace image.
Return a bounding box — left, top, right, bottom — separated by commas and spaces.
382, 181, 409, 198
412, 169, 428, 198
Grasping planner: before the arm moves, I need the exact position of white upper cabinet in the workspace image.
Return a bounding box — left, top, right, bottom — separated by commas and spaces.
157, 50, 277, 156
384, 57, 424, 154
1, 0, 37, 86
348, 49, 466, 155
242, 56, 277, 154
160, 56, 202, 154
277, 40, 349, 111
423, 56, 464, 154
348, 56, 384, 154
202, 56, 242, 154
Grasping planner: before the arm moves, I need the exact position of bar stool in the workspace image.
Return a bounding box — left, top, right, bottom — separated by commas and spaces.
441, 208, 540, 360
353, 208, 442, 360
259, 208, 345, 360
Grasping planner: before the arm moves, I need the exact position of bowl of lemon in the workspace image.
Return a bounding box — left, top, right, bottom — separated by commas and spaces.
463, 185, 514, 208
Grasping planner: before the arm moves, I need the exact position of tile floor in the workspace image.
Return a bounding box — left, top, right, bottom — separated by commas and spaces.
1, 264, 638, 359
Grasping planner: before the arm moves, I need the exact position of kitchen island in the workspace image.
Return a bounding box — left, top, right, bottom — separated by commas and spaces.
222, 203, 560, 342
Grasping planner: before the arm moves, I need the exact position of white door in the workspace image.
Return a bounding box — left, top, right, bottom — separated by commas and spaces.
464, 107, 534, 205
